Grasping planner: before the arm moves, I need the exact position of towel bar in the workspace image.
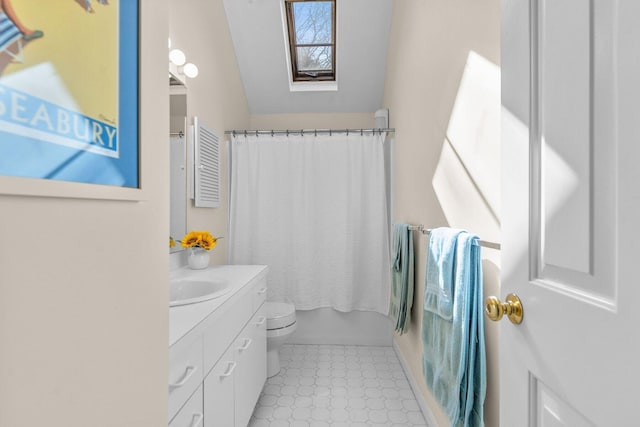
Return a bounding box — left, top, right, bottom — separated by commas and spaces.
405, 224, 501, 250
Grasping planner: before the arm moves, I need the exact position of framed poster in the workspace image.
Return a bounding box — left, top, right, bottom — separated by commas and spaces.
0, 0, 139, 193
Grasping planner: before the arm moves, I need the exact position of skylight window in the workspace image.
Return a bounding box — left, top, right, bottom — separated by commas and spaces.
285, 0, 336, 82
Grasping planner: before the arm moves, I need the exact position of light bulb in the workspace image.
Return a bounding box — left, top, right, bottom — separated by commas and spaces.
168, 37, 172, 49
169, 49, 186, 66
183, 63, 199, 78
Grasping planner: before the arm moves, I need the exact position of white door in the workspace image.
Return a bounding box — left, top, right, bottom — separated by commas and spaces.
501, 0, 640, 425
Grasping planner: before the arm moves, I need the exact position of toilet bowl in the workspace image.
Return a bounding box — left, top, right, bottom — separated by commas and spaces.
266, 301, 296, 377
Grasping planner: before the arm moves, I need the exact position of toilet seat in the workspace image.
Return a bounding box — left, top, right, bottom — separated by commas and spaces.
266, 301, 296, 330
266, 322, 297, 339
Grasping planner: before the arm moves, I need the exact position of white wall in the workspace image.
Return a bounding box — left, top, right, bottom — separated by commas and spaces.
0, 1, 170, 426
383, 0, 501, 426
250, 112, 373, 130
0, 0, 252, 424
169, 0, 251, 267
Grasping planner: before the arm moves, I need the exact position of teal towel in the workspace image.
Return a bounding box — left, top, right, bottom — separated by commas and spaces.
390, 224, 414, 334
422, 228, 486, 427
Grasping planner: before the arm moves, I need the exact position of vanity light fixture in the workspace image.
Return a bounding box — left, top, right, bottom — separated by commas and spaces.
182, 63, 199, 78
169, 48, 198, 80
169, 48, 186, 66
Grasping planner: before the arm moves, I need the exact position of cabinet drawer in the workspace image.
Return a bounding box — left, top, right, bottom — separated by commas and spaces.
169, 336, 203, 421
169, 384, 203, 427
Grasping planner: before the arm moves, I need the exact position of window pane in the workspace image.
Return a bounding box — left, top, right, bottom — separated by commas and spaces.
292, 1, 332, 45
296, 46, 333, 71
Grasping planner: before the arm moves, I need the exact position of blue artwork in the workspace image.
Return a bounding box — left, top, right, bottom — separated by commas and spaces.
0, 0, 139, 188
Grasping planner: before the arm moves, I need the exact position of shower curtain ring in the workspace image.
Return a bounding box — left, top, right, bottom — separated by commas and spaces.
271, 130, 274, 137
244, 130, 247, 137
361, 129, 363, 136
256, 130, 259, 137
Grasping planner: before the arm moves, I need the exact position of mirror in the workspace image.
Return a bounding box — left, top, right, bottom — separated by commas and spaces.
170, 78, 187, 253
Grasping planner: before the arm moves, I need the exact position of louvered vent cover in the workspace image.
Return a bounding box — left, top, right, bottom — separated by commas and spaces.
194, 117, 220, 208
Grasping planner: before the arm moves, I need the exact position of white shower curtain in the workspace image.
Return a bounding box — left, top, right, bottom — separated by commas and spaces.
229, 132, 391, 315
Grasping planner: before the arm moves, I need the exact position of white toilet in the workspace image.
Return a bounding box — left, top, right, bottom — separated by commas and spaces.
265, 301, 296, 377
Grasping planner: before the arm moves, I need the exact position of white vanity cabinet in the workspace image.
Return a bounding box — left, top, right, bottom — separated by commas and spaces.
169, 266, 268, 427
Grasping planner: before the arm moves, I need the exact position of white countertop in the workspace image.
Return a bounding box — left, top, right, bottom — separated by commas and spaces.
169, 264, 268, 347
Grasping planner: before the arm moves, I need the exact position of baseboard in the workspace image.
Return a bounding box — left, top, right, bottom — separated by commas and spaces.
393, 337, 438, 427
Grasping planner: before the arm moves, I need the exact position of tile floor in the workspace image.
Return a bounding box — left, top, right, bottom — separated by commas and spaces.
248, 344, 428, 427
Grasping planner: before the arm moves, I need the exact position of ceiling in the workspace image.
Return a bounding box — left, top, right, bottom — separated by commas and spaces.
223, 0, 393, 115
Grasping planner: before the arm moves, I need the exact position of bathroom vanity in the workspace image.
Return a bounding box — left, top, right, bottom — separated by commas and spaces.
168, 265, 268, 427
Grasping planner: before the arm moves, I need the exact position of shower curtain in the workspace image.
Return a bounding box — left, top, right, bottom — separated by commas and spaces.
229, 132, 391, 315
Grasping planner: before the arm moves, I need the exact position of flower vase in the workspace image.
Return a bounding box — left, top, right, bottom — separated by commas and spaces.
187, 247, 209, 270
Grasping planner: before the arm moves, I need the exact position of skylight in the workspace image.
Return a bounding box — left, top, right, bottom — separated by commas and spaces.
285, 0, 336, 82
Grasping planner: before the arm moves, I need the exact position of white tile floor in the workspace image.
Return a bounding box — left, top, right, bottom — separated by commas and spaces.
249, 344, 428, 427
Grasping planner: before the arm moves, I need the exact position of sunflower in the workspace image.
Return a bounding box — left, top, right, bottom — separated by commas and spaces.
169, 237, 176, 248
180, 230, 219, 250
198, 233, 217, 250
181, 231, 202, 248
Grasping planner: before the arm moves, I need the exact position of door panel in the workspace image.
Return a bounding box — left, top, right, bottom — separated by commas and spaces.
538, 0, 592, 276
502, 0, 640, 425
530, 376, 595, 427
531, 0, 618, 306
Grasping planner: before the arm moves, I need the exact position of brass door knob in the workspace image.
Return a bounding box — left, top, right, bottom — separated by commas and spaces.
484, 293, 523, 324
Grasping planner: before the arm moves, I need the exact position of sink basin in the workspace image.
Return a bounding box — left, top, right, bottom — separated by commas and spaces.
170, 278, 230, 307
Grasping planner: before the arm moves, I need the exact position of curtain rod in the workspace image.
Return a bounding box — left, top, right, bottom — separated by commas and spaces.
407, 225, 501, 250
224, 128, 395, 137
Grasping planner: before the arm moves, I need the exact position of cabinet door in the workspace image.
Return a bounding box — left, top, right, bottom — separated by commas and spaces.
246, 306, 267, 409
251, 278, 267, 312
234, 306, 267, 427
203, 290, 252, 376
169, 336, 203, 422
203, 346, 235, 427
169, 384, 203, 427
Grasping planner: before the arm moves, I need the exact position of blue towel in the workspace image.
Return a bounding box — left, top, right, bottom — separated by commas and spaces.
424, 228, 463, 320
390, 224, 414, 334
422, 228, 486, 427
